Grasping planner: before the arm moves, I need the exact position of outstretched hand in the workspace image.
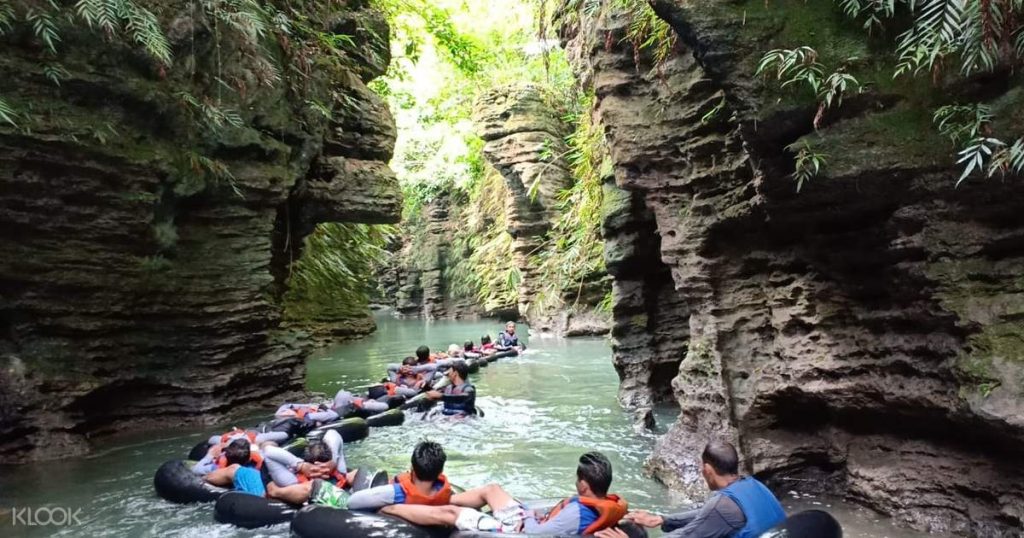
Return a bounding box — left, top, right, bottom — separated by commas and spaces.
624, 510, 664, 528
594, 528, 629, 538
426, 390, 442, 400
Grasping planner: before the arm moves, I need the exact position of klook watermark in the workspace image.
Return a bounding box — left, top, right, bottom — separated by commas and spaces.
9, 506, 83, 526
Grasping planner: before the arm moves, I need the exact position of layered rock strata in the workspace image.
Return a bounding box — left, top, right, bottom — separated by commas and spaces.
561, 1, 1024, 535
383, 194, 482, 320
473, 85, 572, 318
0, 0, 399, 462
473, 84, 611, 335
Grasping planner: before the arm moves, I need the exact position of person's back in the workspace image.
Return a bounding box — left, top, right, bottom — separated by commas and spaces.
718, 476, 785, 538
599, 441, 784, 538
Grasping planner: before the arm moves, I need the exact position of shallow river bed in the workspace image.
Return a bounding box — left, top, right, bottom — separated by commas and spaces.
0, 317, 944, 537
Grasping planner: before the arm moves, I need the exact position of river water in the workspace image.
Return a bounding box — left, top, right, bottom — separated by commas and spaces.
0, 317, 941, 537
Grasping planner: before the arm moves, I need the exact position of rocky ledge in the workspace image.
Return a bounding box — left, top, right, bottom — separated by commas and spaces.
0, 0, 399, 462
562, 1, 1024, 535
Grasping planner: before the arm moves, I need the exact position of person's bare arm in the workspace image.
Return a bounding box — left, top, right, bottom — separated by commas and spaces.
378, 504, 461, 526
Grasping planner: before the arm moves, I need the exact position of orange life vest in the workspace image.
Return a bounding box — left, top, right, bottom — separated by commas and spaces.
216, 450, 264, 470
394, 472, 452, 505
541, 494, 628, 534
296, 466, 348, 488
384, 382, 399, 396
277, 404, 320, 420
219, 429, 258, 445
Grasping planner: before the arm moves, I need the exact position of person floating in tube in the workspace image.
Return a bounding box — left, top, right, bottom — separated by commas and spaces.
479, 334, 498, 356
261, 429, 354, 507
195, 438, 269, 496
372, 451, 629, 535
496, 321, 524, 351
593, 441, 786, 538
415, 345, 434, 364
386, 356, 430, 397
191, 428, 287, 476
346, 441, 453, 510
275, 385, 401, 425
424, 361, 476, 417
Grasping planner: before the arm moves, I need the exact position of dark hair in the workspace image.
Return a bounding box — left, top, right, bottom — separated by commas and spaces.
224, 439, 251, 466
464, 340, 474, 351
411, 441, 446, 481
480, 335, 491, 345
450, 361, 469, 381
402, 356, 417, 366
701, 441, 739, 475
367, 384, 388, 400
415, 346, 430, 362
304, 440, 333, 463
576, 451, 613, 496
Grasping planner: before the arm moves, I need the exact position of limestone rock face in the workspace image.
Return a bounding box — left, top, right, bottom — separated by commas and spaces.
473, 84, 611, 335
0, 0, 399, 462
380, 194, 483, 320
473, 85, 573, 318
562, 1, 1024, 535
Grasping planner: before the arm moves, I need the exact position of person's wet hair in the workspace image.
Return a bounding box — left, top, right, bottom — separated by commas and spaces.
415, 346, 430, 362
480, 335, 491, 345
701, 441, 739, 475
577, 451, 613, 496
304, 440, 332, 463
402, 356, 417, 366
464, 340, 474, 351
450, 361, 469, 381
411, 441, 446, 481
223, 439, 251, 466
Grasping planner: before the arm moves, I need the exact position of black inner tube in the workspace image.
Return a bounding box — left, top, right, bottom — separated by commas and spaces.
153, 460, 228, 504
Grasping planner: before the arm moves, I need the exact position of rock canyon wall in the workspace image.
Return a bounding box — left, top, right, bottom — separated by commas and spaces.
562, 1, 1024, 535
0, 0, 399, 462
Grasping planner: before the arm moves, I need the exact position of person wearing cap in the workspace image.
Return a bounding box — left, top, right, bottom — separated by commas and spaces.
425, 361, 476, 417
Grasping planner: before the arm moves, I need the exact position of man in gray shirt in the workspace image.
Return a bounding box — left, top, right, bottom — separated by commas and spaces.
597, 441, 785, 538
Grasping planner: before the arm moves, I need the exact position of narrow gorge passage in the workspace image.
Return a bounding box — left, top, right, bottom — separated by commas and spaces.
1, 0, 1022, 537
0, 318, 941, 538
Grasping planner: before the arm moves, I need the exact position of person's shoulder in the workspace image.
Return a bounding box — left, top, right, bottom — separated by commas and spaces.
708, 492, 745, 527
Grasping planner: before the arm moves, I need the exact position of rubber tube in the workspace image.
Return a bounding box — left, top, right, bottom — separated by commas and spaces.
187, 440, 211, 462
306, 417, 369, 444
291, 505, 448, 538
366, 408, 406, 428
153, 460, 229, 504
451, 522, 647, 538
758, 510, 842, 538
290, 503, 648, 538
486, 349, 519, 362
214, 491, 297, 529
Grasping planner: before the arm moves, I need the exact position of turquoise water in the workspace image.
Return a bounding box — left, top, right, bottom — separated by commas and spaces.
0, 316, 939, 537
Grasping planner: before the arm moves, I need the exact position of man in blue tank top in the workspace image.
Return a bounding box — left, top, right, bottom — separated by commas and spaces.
596, 441, 785, 538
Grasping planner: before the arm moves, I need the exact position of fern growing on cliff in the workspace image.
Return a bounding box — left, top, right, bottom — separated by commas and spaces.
555, 0, 677, 70
758, 1, 1024, 187
445, 166, 520, 310
533, 92, 610, 311
0, 97, 16, 127
284, 223, 396, 321
0, 0, 172, 64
